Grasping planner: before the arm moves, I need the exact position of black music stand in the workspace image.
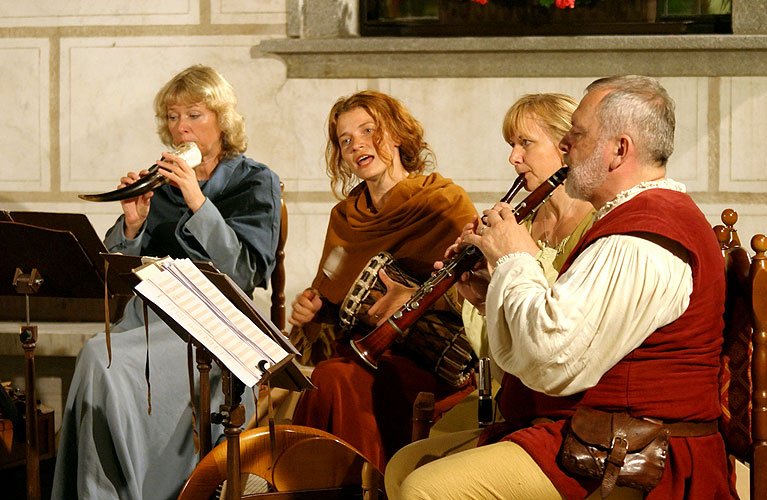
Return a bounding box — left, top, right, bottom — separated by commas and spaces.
107, 254, 313, 500
0, 211, 131, 500
0, 211, 132, 322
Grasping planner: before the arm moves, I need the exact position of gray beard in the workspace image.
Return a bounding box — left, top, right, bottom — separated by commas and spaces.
566, 141, 607, 201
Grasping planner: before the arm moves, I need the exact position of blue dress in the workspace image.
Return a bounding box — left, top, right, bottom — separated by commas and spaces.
52, 154, 281, 500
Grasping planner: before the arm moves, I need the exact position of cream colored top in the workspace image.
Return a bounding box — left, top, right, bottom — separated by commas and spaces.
485, 180, 694, 397
463, 210, 594, 362
462, 245, 558, 361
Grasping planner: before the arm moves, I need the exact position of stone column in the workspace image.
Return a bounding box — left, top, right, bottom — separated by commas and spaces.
731, 0, 766, 34
301, 0, 358, 38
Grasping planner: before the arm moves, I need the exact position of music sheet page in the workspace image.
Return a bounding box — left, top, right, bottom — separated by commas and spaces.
134, 258, 287, 387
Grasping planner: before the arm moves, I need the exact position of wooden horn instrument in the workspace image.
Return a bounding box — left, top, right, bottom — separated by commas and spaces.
78, 142, 202, 202
350, 166, 568, 369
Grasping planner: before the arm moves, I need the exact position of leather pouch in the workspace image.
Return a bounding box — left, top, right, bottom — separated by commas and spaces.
559, 407, 670, 498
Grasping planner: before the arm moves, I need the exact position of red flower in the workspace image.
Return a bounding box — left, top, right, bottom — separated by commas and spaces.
470, 0, 489, 4
556, 0, 576, 8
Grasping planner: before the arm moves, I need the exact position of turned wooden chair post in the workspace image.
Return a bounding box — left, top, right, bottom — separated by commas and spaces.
721, 208, 742, 249
196, 346, 213, 458
750, 234, 767, 498
270, 182, 287, 332
716, 209, 767, 500
215, 369, 246, 500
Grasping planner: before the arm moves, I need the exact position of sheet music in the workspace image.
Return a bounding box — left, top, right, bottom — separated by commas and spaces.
134, 258, 288, 387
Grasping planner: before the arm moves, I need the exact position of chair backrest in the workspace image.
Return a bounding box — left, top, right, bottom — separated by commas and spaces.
269, 182, 287, 331
714, 209, 767, 500
177, 425, 382, 500
194, 183, 288, 458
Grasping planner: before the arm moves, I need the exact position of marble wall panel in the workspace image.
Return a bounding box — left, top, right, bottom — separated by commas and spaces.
211, 0, 286, 25
0, 1, 198, 27
254, 75, 712, 196
366, 77, 707, 194
660, 77, 709, 192
0, 39, 50, 192
60, 35, 286, 194
719, 77, 767, 192
272, 78, 374, 193
390, 78, 591, 193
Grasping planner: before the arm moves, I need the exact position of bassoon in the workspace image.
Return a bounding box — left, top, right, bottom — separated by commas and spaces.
350, 166, 568, 369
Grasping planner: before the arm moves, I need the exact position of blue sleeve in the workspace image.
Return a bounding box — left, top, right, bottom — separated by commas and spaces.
103, 214, 144, 255
176, 163, 281, 294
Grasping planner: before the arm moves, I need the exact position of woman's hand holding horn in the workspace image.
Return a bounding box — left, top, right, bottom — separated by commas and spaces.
120, 170, 153, 239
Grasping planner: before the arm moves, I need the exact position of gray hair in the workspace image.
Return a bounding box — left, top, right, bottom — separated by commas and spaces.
586, 75, 675, 167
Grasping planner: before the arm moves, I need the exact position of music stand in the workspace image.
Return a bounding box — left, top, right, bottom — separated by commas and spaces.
0, 211, 131, 500
107, 254, 313, 500
0, 211, 132, 322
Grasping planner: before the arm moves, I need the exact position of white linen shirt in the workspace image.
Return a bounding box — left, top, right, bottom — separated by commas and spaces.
485, 180, 694, 397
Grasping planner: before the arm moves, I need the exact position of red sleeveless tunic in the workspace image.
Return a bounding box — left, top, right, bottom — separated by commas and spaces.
487, 188, 734, 499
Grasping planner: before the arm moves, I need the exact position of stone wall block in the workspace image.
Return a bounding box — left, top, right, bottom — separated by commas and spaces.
0, 1, 198, 27
211, 0, 286, 25
60, 36, 286, 193
719, 77, 767, 193
660, 77, 709, 192
0, 39, 49, 192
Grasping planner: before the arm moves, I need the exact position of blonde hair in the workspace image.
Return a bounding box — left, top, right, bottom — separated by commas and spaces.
502, 93, 578, 145
153, 65, 247, 158
325, 90, 434, 198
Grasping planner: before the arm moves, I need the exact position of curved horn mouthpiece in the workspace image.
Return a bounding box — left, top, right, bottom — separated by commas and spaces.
78, 142, 202, 202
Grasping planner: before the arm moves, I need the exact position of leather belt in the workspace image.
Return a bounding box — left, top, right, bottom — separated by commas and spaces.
532, 416, 720, 437
663, 420, 719, 437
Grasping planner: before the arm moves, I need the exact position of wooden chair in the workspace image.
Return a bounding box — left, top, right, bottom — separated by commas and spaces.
714, 209, 767, 500
270, 182, 288, 332
195, 183, 290, 458
177, 425, 383, 500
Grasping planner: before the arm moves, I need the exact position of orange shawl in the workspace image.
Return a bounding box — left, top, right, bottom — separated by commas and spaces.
312, 173, 477, 304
